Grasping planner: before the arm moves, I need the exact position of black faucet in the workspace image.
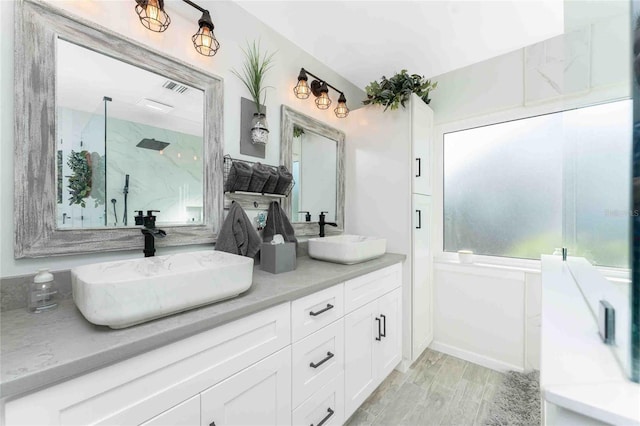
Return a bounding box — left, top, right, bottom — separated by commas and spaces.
135, 210, 166, 257
318, 211, 338, 237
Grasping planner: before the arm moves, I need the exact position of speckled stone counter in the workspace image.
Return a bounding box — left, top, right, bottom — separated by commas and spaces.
0, 254, 405, 400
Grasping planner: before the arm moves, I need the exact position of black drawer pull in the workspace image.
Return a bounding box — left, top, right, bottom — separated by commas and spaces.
416, 158, 421, 177
416, 209, 422, 229
375, 317, 382, 341
380, 314, 386, 337
309, 303, 334, 316
311, 407, 335, 426
310, 351, 334, 368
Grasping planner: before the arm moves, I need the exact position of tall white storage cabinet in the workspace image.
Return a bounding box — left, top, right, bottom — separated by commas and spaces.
346, 94, 434, 365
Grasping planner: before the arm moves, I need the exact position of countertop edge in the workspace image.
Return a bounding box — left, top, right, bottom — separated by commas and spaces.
1, 253, 406, 400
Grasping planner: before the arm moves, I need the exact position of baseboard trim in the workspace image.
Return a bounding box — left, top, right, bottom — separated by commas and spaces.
430, 341, 524, 373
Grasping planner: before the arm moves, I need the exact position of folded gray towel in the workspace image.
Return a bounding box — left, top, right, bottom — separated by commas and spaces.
262, 166, 280, 194
215, 201, 261, 257
226, 160, 252, 192
263, 201, 297, 246
274, 165, 293, 195
248, 162, 270, 193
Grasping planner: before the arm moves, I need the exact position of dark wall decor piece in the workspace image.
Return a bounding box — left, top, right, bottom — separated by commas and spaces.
240, 97, 266, 158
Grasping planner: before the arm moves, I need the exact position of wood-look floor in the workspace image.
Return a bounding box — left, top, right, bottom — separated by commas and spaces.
345, 349, 505, 426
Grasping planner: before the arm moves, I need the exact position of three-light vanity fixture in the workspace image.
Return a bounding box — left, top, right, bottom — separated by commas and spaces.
293, 68, 349, 118
134, 0, 220, 57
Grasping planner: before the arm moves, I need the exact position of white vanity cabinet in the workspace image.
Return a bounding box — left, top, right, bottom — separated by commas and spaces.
140, 395, 201, 426
200, 347, 292, 426
3, 262, 403, 426
344, 265, 402, 419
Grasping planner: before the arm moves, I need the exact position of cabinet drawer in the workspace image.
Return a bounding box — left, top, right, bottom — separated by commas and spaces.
291, 283, 344, 342
292, 319, 344, 408
292, 373, 344, 426
344, 264, 402, 313
140, 395, 200, 426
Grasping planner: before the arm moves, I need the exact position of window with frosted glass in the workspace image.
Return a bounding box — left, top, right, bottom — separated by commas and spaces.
444, 100, 631, 266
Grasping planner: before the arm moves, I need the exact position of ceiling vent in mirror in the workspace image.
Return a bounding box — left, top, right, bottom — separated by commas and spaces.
162, 80, 189, 94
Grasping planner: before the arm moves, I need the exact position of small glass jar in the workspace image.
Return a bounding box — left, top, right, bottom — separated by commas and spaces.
27, 269, 58, 313
251, 113, 269, 145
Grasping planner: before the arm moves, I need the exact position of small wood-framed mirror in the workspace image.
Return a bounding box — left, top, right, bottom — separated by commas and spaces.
280, 106, 345, 237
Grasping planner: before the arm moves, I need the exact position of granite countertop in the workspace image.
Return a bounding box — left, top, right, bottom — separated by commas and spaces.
0, 253, 405, 400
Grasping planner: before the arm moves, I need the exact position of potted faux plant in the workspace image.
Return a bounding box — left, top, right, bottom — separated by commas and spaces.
363, 70, 437, 111
232, 41, 276, 145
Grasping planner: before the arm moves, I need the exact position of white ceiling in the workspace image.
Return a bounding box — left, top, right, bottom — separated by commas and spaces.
233, 0, 564, 89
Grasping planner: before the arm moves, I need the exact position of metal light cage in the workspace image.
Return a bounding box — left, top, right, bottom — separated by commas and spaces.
135, 0, 171, 33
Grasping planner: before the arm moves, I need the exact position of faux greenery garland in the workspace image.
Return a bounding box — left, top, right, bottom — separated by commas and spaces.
363, 70, 437, 111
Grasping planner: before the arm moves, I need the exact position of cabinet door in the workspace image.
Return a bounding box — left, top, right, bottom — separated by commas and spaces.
412, 194, 433, 359
375, 288, 403, 379
200, 347, 291, 426
344, 302, 379, 419
140, 395, 200, 426
411, 97, 433, 195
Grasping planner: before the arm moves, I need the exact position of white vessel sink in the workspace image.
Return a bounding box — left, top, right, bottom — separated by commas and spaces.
308, 235, 386, 264
72, 250, 254, 329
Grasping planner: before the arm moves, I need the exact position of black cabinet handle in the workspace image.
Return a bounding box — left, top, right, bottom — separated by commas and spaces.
416, 158, 421, 177
416, 210, 422, 229
311, 408, 335, 426
375, 317, 382, 341
380, 314, 387, 338
310, 351, 334, 369
309, 303, 334, 317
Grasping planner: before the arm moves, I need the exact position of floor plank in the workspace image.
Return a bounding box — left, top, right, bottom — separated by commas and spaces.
346, 349, 519, 426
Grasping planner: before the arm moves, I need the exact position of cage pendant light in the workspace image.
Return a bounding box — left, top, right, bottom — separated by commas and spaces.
334, 93, 349, 118
135, 0, 171, 32
315, 82, 331, 110
293, 69, 311, 99
192, 11, 220, 57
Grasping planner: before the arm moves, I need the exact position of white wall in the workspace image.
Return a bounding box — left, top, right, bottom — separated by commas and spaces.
0, 0, 364, 278
428, 5, 630, 371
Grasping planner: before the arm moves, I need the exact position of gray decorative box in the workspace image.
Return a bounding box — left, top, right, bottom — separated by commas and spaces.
260, 242, 296, 274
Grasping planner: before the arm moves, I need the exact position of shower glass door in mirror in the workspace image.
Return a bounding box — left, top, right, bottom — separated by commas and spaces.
56, 39, 204, 228
291, 126, 338, 223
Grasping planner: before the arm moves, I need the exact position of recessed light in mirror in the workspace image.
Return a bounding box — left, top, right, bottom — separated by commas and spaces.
136, 98, 174, 113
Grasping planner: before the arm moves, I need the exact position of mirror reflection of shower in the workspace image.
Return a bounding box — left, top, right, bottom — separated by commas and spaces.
56, 96, 109, 228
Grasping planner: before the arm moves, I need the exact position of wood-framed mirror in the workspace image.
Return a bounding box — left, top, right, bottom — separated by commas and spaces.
14, 0, 223, 258
280, 105, 345, 237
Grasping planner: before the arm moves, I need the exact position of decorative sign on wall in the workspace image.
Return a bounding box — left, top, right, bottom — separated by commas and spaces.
240, 97, 266, 159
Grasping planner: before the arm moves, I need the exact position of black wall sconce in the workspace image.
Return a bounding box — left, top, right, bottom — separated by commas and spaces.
134, 0, 220, 57
293, 68, 349, 118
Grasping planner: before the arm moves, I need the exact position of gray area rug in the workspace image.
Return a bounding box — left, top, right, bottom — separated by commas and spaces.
484, 370, 541, 426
